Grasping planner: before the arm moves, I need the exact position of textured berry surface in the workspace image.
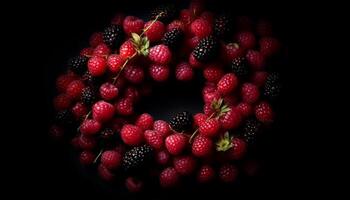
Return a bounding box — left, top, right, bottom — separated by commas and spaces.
219, 107, 242, 130
122, 145, 153, 171
260, 37, 280, 57
121, 124, 144, 146
231, 57, 249, 79
219, 164, 238, 182
92, 101, 115, 122
79, 151, 95, 165
175, 62, 193, 81
193, 36, 219, 62
217, 73, 238, 95
174, 155, 196, 175
156, 150, 170, 165
169, 111, 193, 132
88, 56, 107, 76
80, 119, 101, 135
160, 167, 179, 188
197, 165, 215, 183
165, 133, 188, 155
162, 29, 184, 49
107, 54, 125, 73
100, 83, 118, 100
227, 138, 247, 160
203, 64, 224, 83
115, 98, 133, 116
72, 102, 87, 120
66, 80, 85, 100
190, 18, 213, 38
246, 50, 265, 70
69, 56, 88, 75
199, 118, 221, 138
123, 16, 144, 36
192, 135, 213, 157
149, 64, 170, 82
263, 72, 281, 99
119, 40, 137, 59
144, 130, 163, 149
153, 120, 171, 137
241, 118, 262, 144
144, 20, 165, 42
236, 31, 256, 49
241, 83, 260, 104
149, 45, 172, 65
101, 150, 122, 170
135, 113, 154, 130
102, 25, 124, 47
255, 102, 274, 123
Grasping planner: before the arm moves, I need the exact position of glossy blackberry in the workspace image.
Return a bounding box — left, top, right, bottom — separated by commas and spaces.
122, 145, 153, 171
169, 111, 193, 132
193, 36, 219, 62
214, 14, 233, 39
162, 29, 184, 49
150, 4, 177, 23
68, 56, 88, 75
81, 87, 96, 106
263, 72, 282, 100
102, 25, 124, 47
231, 57, 250, 79
55, 110, 74, 127
99, 128, 117, 149
241, 118, 262, 144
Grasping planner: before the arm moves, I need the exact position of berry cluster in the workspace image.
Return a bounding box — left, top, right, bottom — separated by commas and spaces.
50, 0, 283, 193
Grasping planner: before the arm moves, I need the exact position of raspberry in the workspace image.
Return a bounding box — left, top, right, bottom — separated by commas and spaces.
115, 98, 133, 116
237, 102, 253, 118
121, 124, 144, 146
203, 90, 221, 104
56, 73, 76, 92
153, 120, 171, 138
80, 119, 101, 135
124, 86, 140, 103
71, 102, 88, 120
102, 25, 124, 47
175, 62, 193, 81
217, 73, 239, 95
188, 53, 203, 68
143, 20, 165, 42
123, 16, 144, 36
144, 130, 163, 150
156, 150, 170, 165
125, 177, 144, 193
89, 32, 103, 47
193, 113, 207, 127
119, 40, 136, 59
93, 43, 111, 56
79, 135, 97, 150
186, 36, 201, 50
241, 83, 260, 104
246, 50, 265, 70
79, 151, 95, 165
53, 93, 71, 111
101, 150, 122, 170
251, 71, 268, 87
255, 101, 274, 123
203, 64, 224, 83
149, 45, 172, 65
80, 47, 93, 57
123, 65, 144, 84
88, 56, 107, 76
99, 83, 119, 100
165, 133, 188, 155
190, 18, 213, 39
197, 165, 215, 183
173, 155, 196, 176
149, 64, 170, 82
219, 107, 242, 130
259, 37, 281, 57
98, 164, 115, 181
159, 167, 179, 188
203, 102, 215, 116
135, 113, 154, 130
219, 164, 238, 183
107, 54, 125, 73
223, 43, 245, 62
66, 80, 85, 100
167, 20, 186, 32
92, 101, 115, 122
192, 135, 213, 157
227, 138, 247, 160
199, 118, 221, 138
236, 31, 256, 49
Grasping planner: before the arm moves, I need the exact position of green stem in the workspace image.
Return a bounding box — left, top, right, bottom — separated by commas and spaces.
93, 149, 103, 163
112, 52, 137, 84
140, 12, 164, 37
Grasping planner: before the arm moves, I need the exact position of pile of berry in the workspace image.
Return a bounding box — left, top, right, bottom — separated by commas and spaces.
49, 0, 283, 193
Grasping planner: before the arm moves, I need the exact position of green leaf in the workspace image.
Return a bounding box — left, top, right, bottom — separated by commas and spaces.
144, 40, 150, 49
131, 33, 141, 44
216, 132, 233, 152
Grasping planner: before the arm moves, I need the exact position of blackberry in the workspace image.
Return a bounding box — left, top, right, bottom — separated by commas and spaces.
263, 72, 282, 100
231, 57, 250, 79
169, 111, 193, 132
102, 25, 124, 48
81, 87, 96, 106
99, 128, 117, 149
150, 4, 177, 23
68, 56, 88, 75
214, 14, 233, 39
122, 145, 153, 171
193, 36, 219, 62
241, 118, 262, 144
55, 110, 74, 127
162, 29, 184, 49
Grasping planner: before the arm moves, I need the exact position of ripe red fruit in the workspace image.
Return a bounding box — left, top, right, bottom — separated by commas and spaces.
173, 155, 196, 176
71, 102, 88, 120
227, 138, 247, 160
203, 64, 224, 83
135, 113, 154, 130
159, 167, 179, 188
192, 135, 213, 157
125, 177, 144, 193
219, 107, 242, 130
217, 73, 239, 95
78, 135, 97, 150
180, 9, 194, 25
153, 120, 171, 138
165, 133, 188, 155
200, 11, 214, 24
80, 119, 102, 135
119, 40, 136, 59
149, 45, 172, 65
98, 164, 115, 181
66, 80, 85, 100
246, 50, 265, 70
88, 56, 107, 76
143, 20, 165, 42
120, 124, 144, 146
149, 64, 170, 82
197, 165, 215, 183
237, 102, 253, 117
53, 93, 71, 111
193, 113, 207, 127
190, 18, 213, 38
99, 83, 118, 101
92, 100, 115, 122
156, 150, 170, 165
203, 89, 220, 104
80, 47, 94, 56
123, 16, 144, 36
56, 73, 76, 92
186, 36, 201, 49
144, 130, 163, 150
199, 118, 221, 138
123, 65, 144, 84
219, 164, 238, 183
203, 102, 215, 116
89, 32, 103, 47
259, 37, 281, 57
241, 83, 260, 104
167, 20, 186, 32
107, 54, 125, 73
79, 151, 95, 165
236, 31, 256, 49
251, 71, 268, 87
115, 98, 134, 116
175, 62, 193, 81
124, 86, 140, 103
93, 43, 111, 56
101, 150, 122, 170
189, 53, 203, 68
255, 101, 274, 123
223, 43, 245, 62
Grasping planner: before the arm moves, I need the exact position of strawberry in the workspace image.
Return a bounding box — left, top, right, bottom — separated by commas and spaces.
165, 133, 188, 155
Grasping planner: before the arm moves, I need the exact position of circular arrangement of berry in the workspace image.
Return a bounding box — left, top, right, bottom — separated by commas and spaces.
49, 0, 283, 193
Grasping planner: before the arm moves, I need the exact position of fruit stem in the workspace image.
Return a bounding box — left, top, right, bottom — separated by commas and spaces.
189, 112, 216, 143
93, 149, 103, 163
77, 111, 91, 132
112, 52, 137, 84
140, 12, 164, 37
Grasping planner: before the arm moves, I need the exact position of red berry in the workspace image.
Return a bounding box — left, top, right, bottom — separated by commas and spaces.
80, 47, 94, 56
88, 56, 107, 76
100, 83, 119, 100
219, 164, 238, 183
56, 73, 76, 92
79, 151, 95, 165
193, 113, 207, 127
255, 101, 274, 123
123, 16, 144, 36
217, 73, 239, 95
203, 89, 221, 104
251, 71, 268, 87
192, 135, 213, 157
149, 45, 172, 65
53, 93, 71, 111
153, 120, 171, 138
125, 177, 143, 193
219, 107, 242, 130
159, 167, 179, 188
119, 40, 136, 59
93, 43, 111, 56
135, 113, 154, 130
121, 124, 143, 146
199, 118, 221, 138
236, 31, 256, 49
98, 164, 115, 181
144, 20, 165, 42
241, 83, 260, 104
173, 155, 196, 176
123, 65, 144, 84
227, 138, 247, 160
165, 133, 188, 155
101, 150, 122, 170
197, 165, 215, 183
203, 64, 224, 83
180, 9, 194, 25
107, 54, 125, 73
246, 50, 265, 70
190, 18, 212, 38
124, 86, 140, 103
71, 102, 88, 120
189, 53, 203, 68
80, 119, 101, 135
79, 135, 97, 150
89, 32, 103, 47
144, 130, 164, 150
66, 80, 85, 100
175, 62, 193, 81
92, 100, 115, 122
200, 11, 214, 24
149, 64, 170, 82
186, 36, 201, 49
223, 43, 245, 62
259, 37, 281, 57
203, 102, 215, 116
156, 150, 170, 165
237, 102, 253, 117
115, 98, 134, 116
167, 20, 186, 32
